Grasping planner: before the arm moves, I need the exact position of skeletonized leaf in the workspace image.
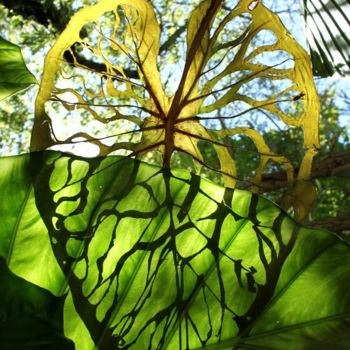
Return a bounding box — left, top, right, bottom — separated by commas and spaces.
31, 0, 320, 219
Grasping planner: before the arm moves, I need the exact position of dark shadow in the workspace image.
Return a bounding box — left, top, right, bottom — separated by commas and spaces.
0, 257, 74, 350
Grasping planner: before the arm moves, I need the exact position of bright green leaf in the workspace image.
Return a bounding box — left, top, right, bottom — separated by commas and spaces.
0, 36, 37, 101
1, 151, 349, 349
0, 154, 66, 296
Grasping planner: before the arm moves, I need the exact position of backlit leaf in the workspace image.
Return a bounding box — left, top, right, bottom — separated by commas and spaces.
1, 151, 350, 349
0, 36, 37, 101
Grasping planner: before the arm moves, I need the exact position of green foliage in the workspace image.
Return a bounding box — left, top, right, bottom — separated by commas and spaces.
315, 177, 350, 219
0, 5, 56, 155
0, 36, 37, 101
1, 151, 350, 349
0, 94, 34, 154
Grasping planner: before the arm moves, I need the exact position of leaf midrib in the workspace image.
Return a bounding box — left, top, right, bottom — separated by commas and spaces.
6, 181, 32, 265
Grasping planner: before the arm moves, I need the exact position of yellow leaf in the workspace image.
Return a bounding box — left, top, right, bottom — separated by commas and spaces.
32, 0, 320, 219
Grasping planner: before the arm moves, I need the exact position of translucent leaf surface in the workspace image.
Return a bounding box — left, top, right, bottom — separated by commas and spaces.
0, 36, 37, 101
1, 152, 349, 349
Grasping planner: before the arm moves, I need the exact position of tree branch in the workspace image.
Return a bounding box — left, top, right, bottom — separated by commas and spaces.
261, 150, 350, 191
159, 24, 186, 53
308, 216, 350, 235
63, 50, 140, 80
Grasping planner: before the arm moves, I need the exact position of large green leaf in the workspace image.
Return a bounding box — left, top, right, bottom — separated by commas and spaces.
302, 0, 350, 76
0, 36, 37, 101
1, 151, 350, 349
